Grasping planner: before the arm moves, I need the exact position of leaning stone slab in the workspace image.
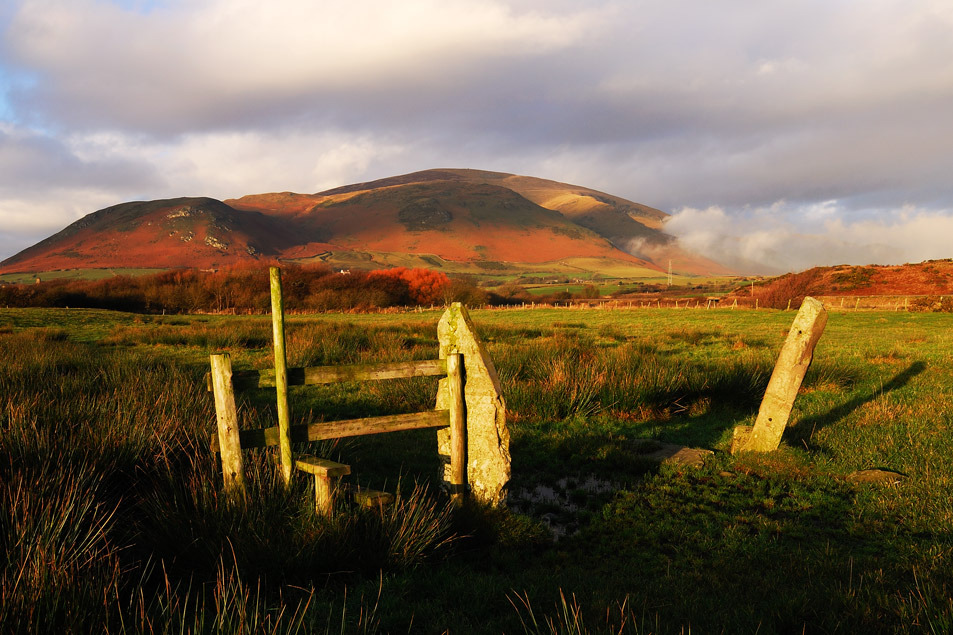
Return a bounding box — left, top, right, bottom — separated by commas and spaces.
732, 297, 828, 454
436, 303, 511, 506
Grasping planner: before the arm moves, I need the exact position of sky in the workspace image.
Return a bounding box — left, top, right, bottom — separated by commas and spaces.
2, 0, 953, 273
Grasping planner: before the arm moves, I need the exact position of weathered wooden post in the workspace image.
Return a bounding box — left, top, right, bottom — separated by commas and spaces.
732, 297, 828, 453
447, 352, 467, 505
210, 353, 246, 499
436, 303, 510, 505
270, 267, 293, 486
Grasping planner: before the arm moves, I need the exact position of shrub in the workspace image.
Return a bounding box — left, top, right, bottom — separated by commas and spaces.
909, 296, 953, 312
754, 268, 825, 309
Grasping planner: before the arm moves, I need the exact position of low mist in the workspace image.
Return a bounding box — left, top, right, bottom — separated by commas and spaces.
664, 203, 953, 275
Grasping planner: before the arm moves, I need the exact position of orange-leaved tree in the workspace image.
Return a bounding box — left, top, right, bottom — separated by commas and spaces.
368, 267, 451, 305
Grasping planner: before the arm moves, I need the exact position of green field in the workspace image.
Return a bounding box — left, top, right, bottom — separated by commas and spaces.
2, 305, 952, 633
0, 268, 168, 285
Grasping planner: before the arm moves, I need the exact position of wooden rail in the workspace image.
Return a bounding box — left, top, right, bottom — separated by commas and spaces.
210, 409, 451, 453
207, 359, 448, 391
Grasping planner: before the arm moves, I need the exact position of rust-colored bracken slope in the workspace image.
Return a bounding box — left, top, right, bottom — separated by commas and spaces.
0, 169, 722, 275
730, 260, 953, 303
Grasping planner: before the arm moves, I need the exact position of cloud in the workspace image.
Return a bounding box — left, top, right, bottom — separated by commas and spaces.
2, 0, 953, 267
665, 203, 953, 274
3, 0, 597, 134
0, 124, 160, 192
0, 124, 163, 258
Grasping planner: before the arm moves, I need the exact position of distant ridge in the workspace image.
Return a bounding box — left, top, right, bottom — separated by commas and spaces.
1, 169, 729, 276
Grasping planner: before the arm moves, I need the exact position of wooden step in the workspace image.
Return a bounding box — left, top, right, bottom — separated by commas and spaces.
352, 487, 395, 508
295, 455, 351, 477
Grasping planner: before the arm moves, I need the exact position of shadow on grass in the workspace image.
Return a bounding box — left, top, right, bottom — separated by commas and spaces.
554, 461, 949, 633
790, 360, 926, 447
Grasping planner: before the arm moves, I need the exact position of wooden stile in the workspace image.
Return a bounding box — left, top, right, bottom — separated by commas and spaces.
205, 276, 513, 511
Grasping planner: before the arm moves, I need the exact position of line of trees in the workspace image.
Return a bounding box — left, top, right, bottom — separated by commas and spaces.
0, 265, 490, 313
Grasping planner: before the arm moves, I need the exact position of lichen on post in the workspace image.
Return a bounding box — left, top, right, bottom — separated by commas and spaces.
732, 296, 828, 453
436, 303, 511, 505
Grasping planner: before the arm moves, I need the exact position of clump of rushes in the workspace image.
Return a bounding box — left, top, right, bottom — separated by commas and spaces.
0, 461, 121, 632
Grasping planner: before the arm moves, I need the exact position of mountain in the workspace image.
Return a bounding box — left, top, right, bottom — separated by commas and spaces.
0, 169, 728, 276
0, 197, 300, 272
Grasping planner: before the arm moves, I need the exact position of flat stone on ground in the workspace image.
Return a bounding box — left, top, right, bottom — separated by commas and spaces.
633, 441, 714, 467
845, 468, 907, 485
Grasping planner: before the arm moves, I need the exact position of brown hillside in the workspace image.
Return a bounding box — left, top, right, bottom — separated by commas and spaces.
0, 198, 300, 272
1, 169, 721, 276
305, 168, 730, 275
249, 180, 648, 265
728, 260, 953, 308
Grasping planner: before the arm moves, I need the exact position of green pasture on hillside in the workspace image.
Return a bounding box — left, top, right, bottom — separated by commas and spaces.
2, 305, 953, 633
0, 267, 167, 285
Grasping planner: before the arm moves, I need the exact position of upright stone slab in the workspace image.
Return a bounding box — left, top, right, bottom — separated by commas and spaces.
436, 303, 511, 505
732, 297, 828, 453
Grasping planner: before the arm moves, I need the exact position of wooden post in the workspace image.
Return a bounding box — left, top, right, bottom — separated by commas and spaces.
210, 353, 246, 499
270, 267, 293, 486
447, 353, 467, 505
732, 297, 828, 453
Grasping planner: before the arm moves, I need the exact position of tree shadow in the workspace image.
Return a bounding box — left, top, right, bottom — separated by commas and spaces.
789, 360, 927, 447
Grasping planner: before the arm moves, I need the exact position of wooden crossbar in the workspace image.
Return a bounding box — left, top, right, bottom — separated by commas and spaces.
210, 409, 451, 453
207, 359, 447, 391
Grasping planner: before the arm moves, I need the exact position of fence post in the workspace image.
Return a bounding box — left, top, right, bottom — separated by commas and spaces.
447, 353, 467, 505
270, 267, 293, 486
210, 353, 246, 499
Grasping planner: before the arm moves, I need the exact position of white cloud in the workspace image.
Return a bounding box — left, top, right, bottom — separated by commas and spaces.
159, 129, 409, 196
665, 203, 953, 274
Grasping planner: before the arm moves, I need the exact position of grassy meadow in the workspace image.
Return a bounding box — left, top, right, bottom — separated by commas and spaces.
2, 304, 953, 633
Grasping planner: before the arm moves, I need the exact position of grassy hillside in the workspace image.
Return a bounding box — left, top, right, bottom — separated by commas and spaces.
3, 305, 952, 632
